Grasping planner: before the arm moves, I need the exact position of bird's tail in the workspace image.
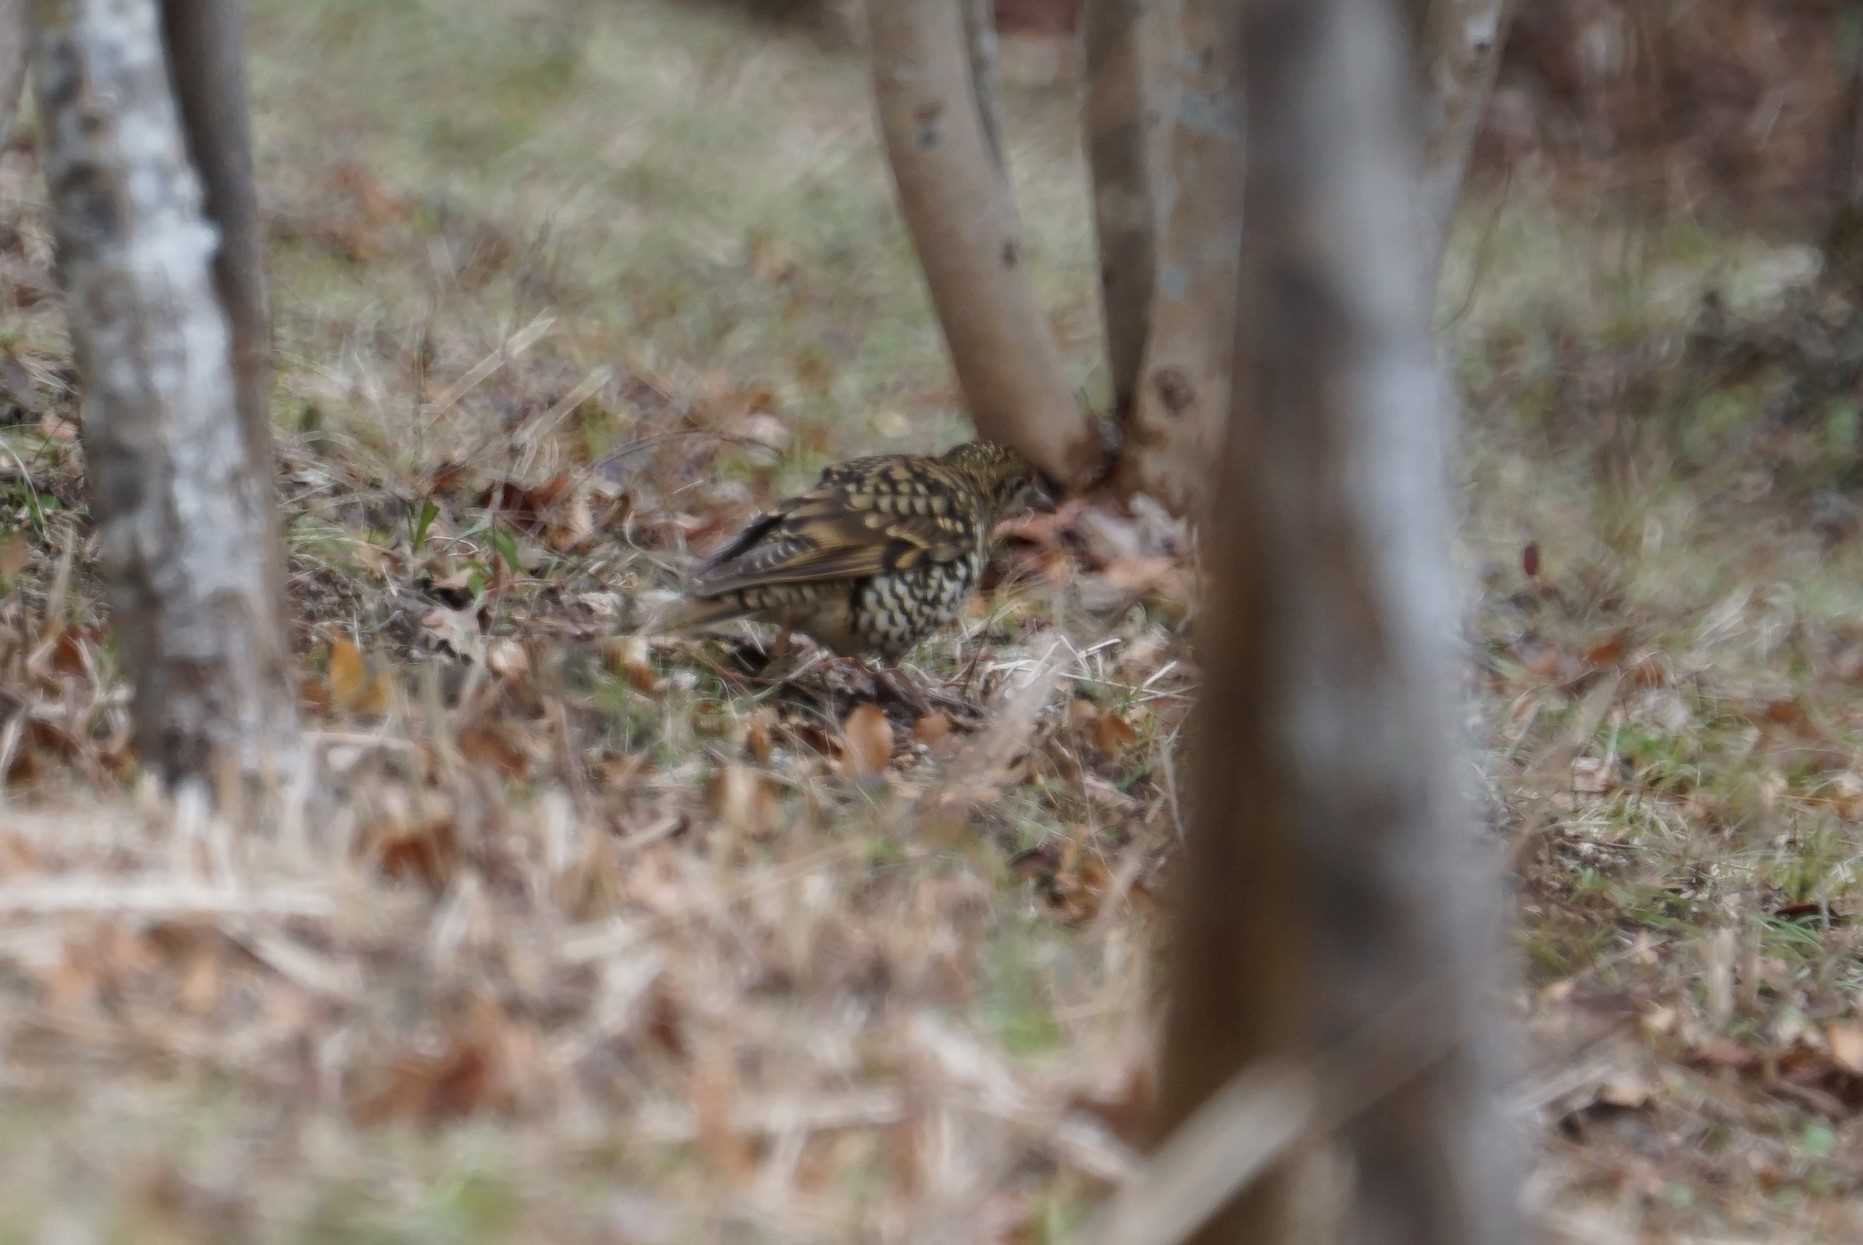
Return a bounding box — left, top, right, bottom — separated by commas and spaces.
641, 593, 756, 637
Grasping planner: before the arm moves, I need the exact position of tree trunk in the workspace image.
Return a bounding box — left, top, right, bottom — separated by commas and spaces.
1081, 0, 1160, 428
158, 0, 284, 610
33, 0, 299, 787
1408, 0, 1512, 283
1153, 0, 1517, 1241
0, 0, 26, 147
1109, 0, 1244, 517
961, 0, 1006, 176
868, 0, 1106, 491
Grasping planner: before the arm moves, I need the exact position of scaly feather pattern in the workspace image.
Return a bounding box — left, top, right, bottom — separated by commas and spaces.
660, 441, 1046, 659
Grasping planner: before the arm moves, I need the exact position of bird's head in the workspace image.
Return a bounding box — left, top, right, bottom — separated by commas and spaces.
942, 440, 1057, 523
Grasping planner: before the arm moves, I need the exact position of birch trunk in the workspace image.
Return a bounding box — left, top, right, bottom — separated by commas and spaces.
0, 0, 26, 146
868, 0, 1106, 490
33, 0, 298, 786
1109, 0, 1244, 516
1153, 0, 1517, 1240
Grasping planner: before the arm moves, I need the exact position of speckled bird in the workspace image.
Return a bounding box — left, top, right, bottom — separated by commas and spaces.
661, 441, 1048, 659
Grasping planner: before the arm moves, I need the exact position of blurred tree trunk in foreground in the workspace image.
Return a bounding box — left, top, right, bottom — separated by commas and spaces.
1153, 0, 1518, 1240
0, 0, 26, 146
868, 0, 1108, 491
1096, 0, 1511, 516
33, 0, 298, 787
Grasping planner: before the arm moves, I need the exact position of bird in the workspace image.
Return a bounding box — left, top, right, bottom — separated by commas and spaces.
657, 440, 1051, 661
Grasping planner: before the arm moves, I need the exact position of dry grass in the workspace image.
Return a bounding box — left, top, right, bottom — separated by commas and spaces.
1, 1, 1862, 1240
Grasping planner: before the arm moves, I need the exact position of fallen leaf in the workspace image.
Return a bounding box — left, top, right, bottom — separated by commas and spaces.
745, 710, 775, 763
459, 725, 528, 778
842, 703, 894, 779
1828, 1023, 1863, 1075
709, 764, 777, 837
485, 637, 528, 678
1092, 710, 1140, 756
328, 639, 392, 715
1584, 632, 1629, 666
1522, 541, 1541, 578
0, 531, 29, 577
913, 711, 953, 745
605, 635, 659, 693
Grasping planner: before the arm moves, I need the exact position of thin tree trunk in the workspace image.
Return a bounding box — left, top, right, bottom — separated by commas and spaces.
961, 0, 1006, 176
1110, 0, 1244, 516
1154, 0, 1516, 1241
157, 0, 284, 609
1408, 0, 1512, 283
0, 0, 26, 147
868, 0, 1106, 490
1081, 0, 1160, 427
33, 0, 298, 787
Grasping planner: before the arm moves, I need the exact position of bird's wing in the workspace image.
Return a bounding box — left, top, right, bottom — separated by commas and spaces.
688, 486, 972, 596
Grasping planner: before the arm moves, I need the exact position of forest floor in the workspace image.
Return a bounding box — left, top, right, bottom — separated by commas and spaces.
1, 1, 1862, 1240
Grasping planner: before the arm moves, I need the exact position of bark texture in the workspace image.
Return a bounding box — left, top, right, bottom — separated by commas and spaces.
961, 0, 1006, 176
868, 0, 1105, 490
1154, 0, 1517, 1241
1408, 0, 1513, 282
1110, 0, 1245, 516
1081, 0, 1160, 426
158, 0, 284, 606
0, 0, 26, 147
33, 0, 298, 785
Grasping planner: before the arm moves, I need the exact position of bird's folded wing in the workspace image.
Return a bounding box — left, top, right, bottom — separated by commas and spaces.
690, 496, 971, 595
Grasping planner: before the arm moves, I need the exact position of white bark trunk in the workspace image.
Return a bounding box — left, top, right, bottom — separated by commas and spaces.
868, 0, 1107, 490
33, 0, 298, 786
1155, 0, 1517, 1240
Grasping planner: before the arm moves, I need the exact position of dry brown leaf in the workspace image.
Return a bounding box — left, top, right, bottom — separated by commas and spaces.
1093, 710, 1140, 756
606, 635, 659, 694
328, 639, 392, 715
353, 996, 529, 1127
486, 638, 529, 679
913, 711, 953, 746
745, 709, 775, 763
1583, 632, 1629, 667
177, 942, 225, 1016
842, 703, 894, 779
710, 764, 777, 837
0, 531, 30, 578
1828, 1023, 1863, 1074
459, 725, 528, 779
692, 1042, 755, 1183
